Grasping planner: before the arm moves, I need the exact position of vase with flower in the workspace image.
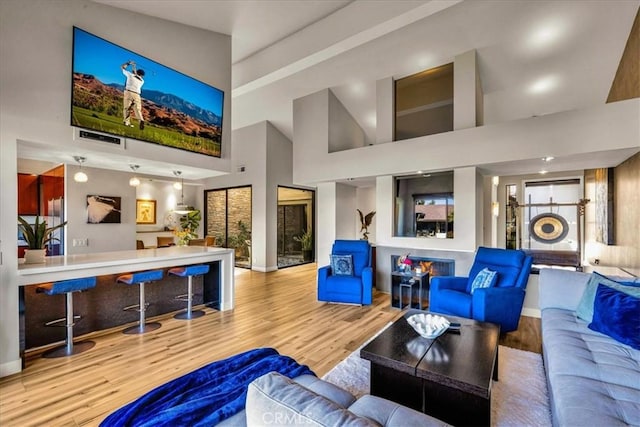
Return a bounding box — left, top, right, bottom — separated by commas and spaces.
397, 253, 412, 273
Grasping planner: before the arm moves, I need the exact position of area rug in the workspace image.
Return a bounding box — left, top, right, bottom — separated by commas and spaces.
322, 342, 551, 427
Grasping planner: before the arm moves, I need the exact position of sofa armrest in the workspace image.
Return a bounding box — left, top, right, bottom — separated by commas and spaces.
538, 268, 591, 311
246, 372, 379, 426
349, 395, 448, 426
430, 276, 468, 293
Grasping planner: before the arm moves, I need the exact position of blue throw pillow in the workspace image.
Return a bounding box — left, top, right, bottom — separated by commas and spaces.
588, 284, 640, 350
576, 272, 640, 322
331, 254, 353, 276
469, 268, 498, 294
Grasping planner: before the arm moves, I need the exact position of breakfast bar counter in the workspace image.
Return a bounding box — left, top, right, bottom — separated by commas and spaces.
18, 246, 235, 351
18, 246, 235, 311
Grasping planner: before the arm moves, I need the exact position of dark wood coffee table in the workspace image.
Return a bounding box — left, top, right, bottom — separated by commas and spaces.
361, 310, 499, 426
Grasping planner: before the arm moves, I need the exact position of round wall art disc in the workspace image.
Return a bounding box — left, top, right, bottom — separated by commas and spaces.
529, 213, 569, 244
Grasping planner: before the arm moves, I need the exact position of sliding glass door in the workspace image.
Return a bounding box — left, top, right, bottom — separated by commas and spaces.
277, 186, 314, 268
205, 186, 252, 269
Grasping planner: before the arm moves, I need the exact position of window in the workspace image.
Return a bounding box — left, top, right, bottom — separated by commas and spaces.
394, 171, 454, 238
395, 63, 454, 141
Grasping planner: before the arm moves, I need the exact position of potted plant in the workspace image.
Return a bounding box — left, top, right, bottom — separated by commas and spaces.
228, 220, 251, 259
294, 229, 313, 261
18, 216, 67, 263
175, 210, 201, 245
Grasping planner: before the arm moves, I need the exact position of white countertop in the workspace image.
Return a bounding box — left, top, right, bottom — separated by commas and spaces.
18, 246, 232, 276
17, 246, 236, 310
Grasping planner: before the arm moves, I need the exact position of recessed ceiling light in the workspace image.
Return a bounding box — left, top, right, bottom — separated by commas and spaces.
542, 156, 554, 162
528, 75, 559, 94
528, 23, 564, 51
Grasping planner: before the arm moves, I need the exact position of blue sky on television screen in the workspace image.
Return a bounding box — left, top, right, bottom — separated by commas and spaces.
73, 27, 223, 117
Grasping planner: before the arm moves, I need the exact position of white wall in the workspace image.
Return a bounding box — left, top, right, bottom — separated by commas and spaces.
453, 49, 480, 130
376, 77, 394, 144
317, 182, 337, 268
266, 122, 296, 270
0, 0, 231, 376
66, 165, 136, 253
293, 90, 329, 184
336, 183, 357, 239
328, 90, 367, 151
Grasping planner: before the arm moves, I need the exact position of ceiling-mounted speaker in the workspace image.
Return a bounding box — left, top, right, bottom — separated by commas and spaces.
74, 129, 123, 147
529, 213, 569, 244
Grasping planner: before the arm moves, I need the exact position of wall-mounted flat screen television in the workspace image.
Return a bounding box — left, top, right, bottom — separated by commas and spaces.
71, 27, 224, 157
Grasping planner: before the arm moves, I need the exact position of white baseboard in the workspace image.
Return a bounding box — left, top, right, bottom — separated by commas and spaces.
522, 307, 541, 318
251, 265, 278, 272
0, 358, 22, 378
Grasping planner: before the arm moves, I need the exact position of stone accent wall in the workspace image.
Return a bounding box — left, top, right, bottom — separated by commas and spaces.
206, 186, 252, 246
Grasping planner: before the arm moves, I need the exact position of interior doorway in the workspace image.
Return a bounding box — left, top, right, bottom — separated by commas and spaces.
277, 186, 314, 268
204, 186, 252, 269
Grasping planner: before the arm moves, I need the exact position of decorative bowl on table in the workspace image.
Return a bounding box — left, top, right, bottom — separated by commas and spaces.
407, 313, 450, 339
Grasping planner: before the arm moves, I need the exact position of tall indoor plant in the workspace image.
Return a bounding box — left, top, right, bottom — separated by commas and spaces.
18, 216, 67, 263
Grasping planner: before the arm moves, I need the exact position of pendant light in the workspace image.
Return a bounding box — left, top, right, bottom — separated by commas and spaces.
129, 164, 140, 187
73, 156, 88, 183
173, 171, 195, 214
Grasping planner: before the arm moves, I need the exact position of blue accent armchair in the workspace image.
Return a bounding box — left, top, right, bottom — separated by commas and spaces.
429, 247, 533, 333
318, 240, 373, 305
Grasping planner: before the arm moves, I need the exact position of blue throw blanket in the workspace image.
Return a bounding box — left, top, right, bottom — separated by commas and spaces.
101, 347, 315, 426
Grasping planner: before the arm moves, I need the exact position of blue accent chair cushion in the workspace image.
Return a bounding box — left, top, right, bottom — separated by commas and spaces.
576, 272, 640, 323
430, 247, 533, 333
330, 254, 353, 276
589, 284, 640, 350
318, 240, 372, 305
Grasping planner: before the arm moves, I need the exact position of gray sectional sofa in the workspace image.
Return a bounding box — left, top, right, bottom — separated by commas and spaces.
539, 269, 640, 426
219, 372, 448, 426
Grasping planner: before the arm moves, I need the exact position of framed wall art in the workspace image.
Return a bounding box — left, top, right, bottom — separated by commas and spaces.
136, 199, 157, 225
87, 195, 121, 224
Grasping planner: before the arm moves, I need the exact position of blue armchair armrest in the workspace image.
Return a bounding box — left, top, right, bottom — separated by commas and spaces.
472, 287, 526, 332
318, 265, 331, 281
430, 276, 468, 293
361, 266, 373, 305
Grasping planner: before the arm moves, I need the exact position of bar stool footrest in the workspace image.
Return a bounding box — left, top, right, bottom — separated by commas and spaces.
123, 303, 150, 312
44, 314, 81, 327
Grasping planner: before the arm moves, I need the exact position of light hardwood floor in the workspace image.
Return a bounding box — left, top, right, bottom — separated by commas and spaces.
0, 263, 541, 426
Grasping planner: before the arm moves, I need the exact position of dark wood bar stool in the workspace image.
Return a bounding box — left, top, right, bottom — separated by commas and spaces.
36, 277, 97, 358
117, 269, 164, 334
168, 264, 209, 320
